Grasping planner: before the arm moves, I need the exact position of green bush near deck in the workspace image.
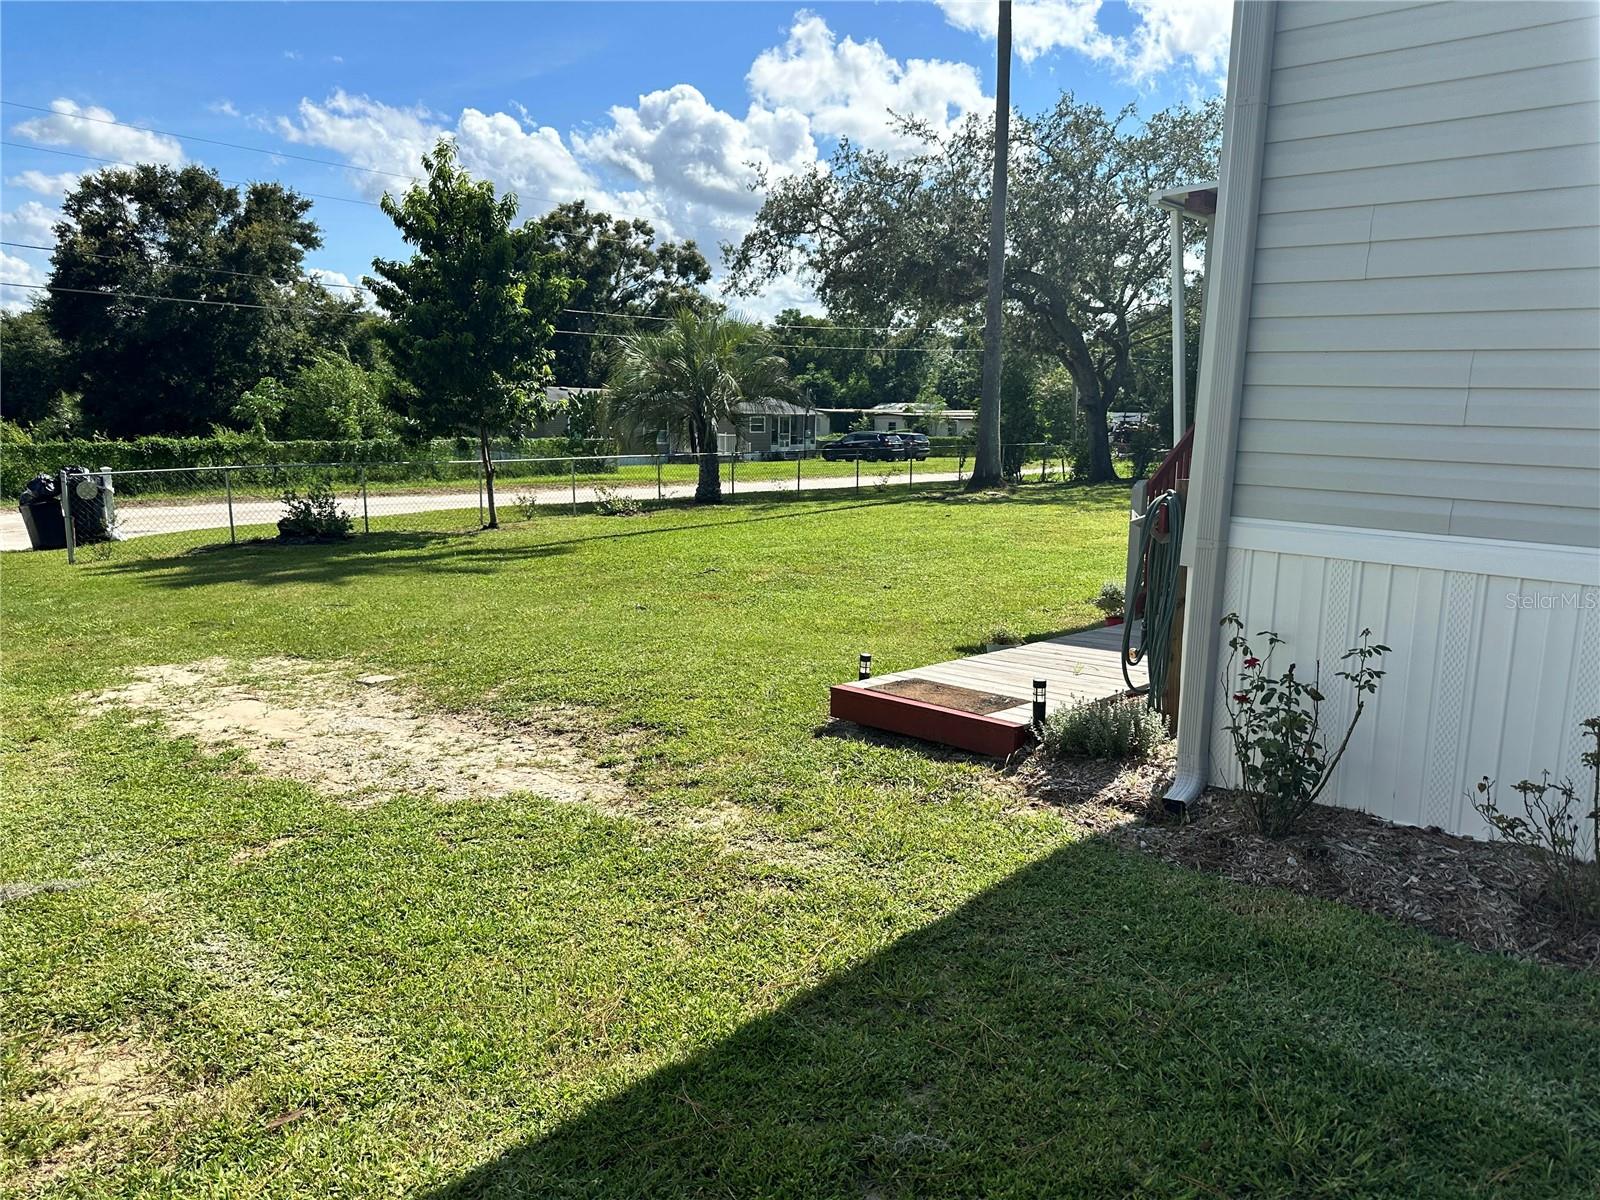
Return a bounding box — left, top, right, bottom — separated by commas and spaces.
1040, 696, 1168, 760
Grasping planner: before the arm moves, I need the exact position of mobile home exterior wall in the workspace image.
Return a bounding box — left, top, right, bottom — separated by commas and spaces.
1199, 1, 1600, 842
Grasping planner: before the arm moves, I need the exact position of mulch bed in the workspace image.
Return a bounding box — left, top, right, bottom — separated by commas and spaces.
1010, 747, 1600, 971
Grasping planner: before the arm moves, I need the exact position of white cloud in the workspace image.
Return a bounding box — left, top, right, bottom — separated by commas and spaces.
0, 248, 47, 313
208, 99, 240, 118
936, 0, 1231, 79
271, 12, 997, 313
747, 12, 986, 152
5, 169, 82, 198
10, 98, 184, 166
306, 266, 377, 309
1, 201, 62, 246
274, 90, 604, 214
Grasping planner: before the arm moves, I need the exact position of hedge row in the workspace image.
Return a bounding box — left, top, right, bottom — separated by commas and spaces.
2, 435, 615, 497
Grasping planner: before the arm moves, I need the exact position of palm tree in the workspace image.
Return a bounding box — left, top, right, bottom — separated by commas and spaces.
606, 309, 795, 504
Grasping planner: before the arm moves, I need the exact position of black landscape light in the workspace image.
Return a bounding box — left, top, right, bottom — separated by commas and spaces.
1033, 679, 1047, 727
859, 653, 873, 680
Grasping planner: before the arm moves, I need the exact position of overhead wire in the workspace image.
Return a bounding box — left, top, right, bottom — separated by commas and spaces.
0, 280, 985, 351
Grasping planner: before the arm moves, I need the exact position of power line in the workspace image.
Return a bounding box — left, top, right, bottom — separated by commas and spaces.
0, 142, 385, 208
1, 99, 423, 184
0, 280, 983, 351
1, 239, 369, 292
2, 248, 982, 344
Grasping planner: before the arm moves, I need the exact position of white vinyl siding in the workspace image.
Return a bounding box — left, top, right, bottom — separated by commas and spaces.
1230, 1, 1600, 549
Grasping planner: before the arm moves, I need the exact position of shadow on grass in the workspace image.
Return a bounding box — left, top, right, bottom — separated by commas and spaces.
90, 488, 1088, 589
420, 838, 1589, 1200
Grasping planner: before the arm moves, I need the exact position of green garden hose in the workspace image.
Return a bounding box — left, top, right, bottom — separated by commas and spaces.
1123, 490, 1183, 709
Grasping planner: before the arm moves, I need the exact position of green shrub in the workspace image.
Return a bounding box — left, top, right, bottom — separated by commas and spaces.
1093, 580, 1125, 618
1040, 698, 1168, 760
591, 483, 643, 517
276, 482, 354, 542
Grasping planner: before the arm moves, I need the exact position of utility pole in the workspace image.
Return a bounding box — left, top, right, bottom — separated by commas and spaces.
970, 0, 1011, 489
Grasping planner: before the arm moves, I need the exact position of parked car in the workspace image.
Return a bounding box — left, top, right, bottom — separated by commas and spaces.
898, 432, 931, 460
820, 432, 908, 461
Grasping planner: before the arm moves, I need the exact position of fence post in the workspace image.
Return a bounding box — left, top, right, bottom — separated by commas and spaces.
908, 455, 914, 490
731, 453, 736, 496
360, 465, 370, 534
225, 467, 236, 544
657, 454, 663, 501
477, 461, 484, 526
59, 468, 75, 564
571, 458, 577, 515
796, 451, 802, 493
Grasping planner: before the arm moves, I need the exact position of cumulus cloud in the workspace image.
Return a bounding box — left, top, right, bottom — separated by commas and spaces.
274, 90, 605, 212
10, 98, 184, 166
747, 11, 986, 152
269, 12, 988, 314
0, 248, 47, 313
1, 201, 63, 246
306, 265, 378, 309
936, 0, 1231, 78
5, 169, 83, 198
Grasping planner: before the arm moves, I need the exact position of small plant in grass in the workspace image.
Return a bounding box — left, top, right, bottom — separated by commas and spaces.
512, 490, 540, 521
591, 483, 643, 517
1092, 580, 1125, 622
1220, 613, 1388, 838
988, 626, 1023, 648
277, 481, 353, 542
1040, 696, 1168, 760
1470, 717, 1600, 928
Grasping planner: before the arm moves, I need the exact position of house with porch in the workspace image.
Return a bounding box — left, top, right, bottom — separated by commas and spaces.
1153, 0, 1599, 839
833, 0, 1599, 849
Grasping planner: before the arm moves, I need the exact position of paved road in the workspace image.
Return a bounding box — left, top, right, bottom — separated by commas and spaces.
1, 471, 962, 552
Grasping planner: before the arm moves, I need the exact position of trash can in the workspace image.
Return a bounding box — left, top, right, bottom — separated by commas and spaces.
61, 465, 115, 544
17, 473, 67, 551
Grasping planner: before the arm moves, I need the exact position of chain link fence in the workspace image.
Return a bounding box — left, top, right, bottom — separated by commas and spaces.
33, 447, 1033, 561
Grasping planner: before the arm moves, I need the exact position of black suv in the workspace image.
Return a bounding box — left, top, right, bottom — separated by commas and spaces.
897, 432, 930, 460
820, 432, 907, 461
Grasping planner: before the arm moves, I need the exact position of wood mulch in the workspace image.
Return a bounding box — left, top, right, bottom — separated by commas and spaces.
1009, 747, 1600, 971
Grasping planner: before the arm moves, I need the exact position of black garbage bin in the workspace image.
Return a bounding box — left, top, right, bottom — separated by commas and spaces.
17, 473, 67, 551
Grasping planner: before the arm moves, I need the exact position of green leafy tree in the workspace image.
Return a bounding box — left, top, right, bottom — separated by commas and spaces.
606, 309, 794, 504
728, 95, 1222, 482
0, 308, 74, 431
45, 164, 324, 436
529, 202, 711, 388
366, 140, 573, 527
237, 355, 395, 441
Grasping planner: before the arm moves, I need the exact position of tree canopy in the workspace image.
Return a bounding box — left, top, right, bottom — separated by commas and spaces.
44, 164, 337, 437
366, 139, 573, 526
530, 202, 710, 389
728, 95, 1222, 481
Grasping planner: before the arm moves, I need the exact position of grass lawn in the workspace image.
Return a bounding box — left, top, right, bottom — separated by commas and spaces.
2, 484, 1596, 1198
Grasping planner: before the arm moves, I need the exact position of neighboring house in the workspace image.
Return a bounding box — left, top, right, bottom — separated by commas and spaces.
1157, 0, 1599, 842
537, 388, 828, 457
728, 399, 831, 456
818, 403, 978, 437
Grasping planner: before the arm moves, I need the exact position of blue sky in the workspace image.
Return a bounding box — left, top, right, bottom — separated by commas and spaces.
1, 1, 1230, 315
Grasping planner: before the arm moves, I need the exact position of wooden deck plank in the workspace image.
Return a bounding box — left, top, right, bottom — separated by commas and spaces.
835, 626, 1148, 754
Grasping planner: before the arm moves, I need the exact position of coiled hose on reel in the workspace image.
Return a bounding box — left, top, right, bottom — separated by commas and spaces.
1122, 489, 1184, 707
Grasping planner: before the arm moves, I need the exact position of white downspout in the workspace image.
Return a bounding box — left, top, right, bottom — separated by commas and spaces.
1170, 206, 1187, 439
1165, 0, 1278, 816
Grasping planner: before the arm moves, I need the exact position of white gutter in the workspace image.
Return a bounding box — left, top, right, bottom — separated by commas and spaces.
1164, 1, 1278, 817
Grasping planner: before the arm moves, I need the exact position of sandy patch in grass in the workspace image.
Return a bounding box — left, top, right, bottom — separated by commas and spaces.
90, 657, 627, 812
29, 1033, 171, 1119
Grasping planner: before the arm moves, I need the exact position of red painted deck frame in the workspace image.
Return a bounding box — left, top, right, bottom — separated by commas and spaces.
829, 682, 1030, 757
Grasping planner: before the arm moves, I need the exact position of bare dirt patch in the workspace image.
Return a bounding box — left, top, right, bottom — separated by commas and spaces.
90, 658, 628, 812
1009, 746, 1599, 970
29, 1033, 171, 1119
